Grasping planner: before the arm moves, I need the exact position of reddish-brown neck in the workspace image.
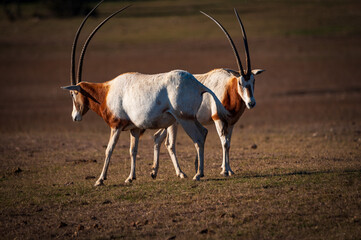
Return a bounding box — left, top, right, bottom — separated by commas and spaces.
222, 77, 246, 118
212, 77, 246, 123
78, 82, 128, 129
78, 82, 109, 117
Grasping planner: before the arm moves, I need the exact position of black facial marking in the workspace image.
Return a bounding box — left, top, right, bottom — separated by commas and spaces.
246, 85, 253, 98
244, 74, 251, 81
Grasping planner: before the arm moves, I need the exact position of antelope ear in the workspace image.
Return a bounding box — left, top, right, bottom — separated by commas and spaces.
61, 85, 81, 92
252, 69, 265, 75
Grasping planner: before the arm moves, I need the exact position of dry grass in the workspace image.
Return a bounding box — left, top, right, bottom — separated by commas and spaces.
0, 124, 360, 239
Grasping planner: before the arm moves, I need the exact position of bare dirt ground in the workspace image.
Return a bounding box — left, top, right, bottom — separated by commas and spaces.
0, 1, 360, 239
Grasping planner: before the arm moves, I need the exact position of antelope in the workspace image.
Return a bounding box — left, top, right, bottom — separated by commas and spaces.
151, 10, 264, 179
61, 2, 230, 185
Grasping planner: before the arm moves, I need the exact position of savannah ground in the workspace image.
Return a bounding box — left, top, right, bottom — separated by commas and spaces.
0, 0, 360, 239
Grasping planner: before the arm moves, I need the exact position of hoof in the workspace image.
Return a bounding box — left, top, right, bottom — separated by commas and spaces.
94, 179, 104, 187
150, 172, 157, 180
125, 176, 136, 184
192, 175, 201, 181
228, 170, 235, 176
178, 172, 187, 179
220, 170, 229, 177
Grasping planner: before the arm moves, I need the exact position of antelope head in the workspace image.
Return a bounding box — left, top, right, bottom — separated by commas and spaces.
61, 1, 130, 121
62, 85, 87, 121
201, 9, 265, 109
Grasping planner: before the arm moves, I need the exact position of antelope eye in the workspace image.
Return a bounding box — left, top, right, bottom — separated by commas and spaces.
70, 92, 78, 98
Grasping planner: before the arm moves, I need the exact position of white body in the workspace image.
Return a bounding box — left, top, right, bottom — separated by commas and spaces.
68, 70, 229, 185
108, 71, 206, 129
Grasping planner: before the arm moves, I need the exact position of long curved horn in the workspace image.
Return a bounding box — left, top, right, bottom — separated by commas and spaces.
77, 5, 132, 84
200, 11, 245, 77
70, 0, 104, 86
234, 9, 251, 76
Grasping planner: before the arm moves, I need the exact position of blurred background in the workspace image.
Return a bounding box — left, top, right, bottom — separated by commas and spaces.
0, 0, 360, 133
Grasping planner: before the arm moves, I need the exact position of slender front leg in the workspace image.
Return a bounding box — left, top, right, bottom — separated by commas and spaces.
95, 128, 120, 186
214, 120, 234, 176
125, 128, 141, 183
151, 128, 167, 179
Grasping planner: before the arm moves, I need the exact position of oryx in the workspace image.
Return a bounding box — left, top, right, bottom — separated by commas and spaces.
151, 9, 265, 178
62, 2, 230, 185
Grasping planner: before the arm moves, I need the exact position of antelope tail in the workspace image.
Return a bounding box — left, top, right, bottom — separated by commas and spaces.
201, 88, 230, 135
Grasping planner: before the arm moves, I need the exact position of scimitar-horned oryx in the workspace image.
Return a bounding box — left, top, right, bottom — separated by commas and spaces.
151, 9, 265, 179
